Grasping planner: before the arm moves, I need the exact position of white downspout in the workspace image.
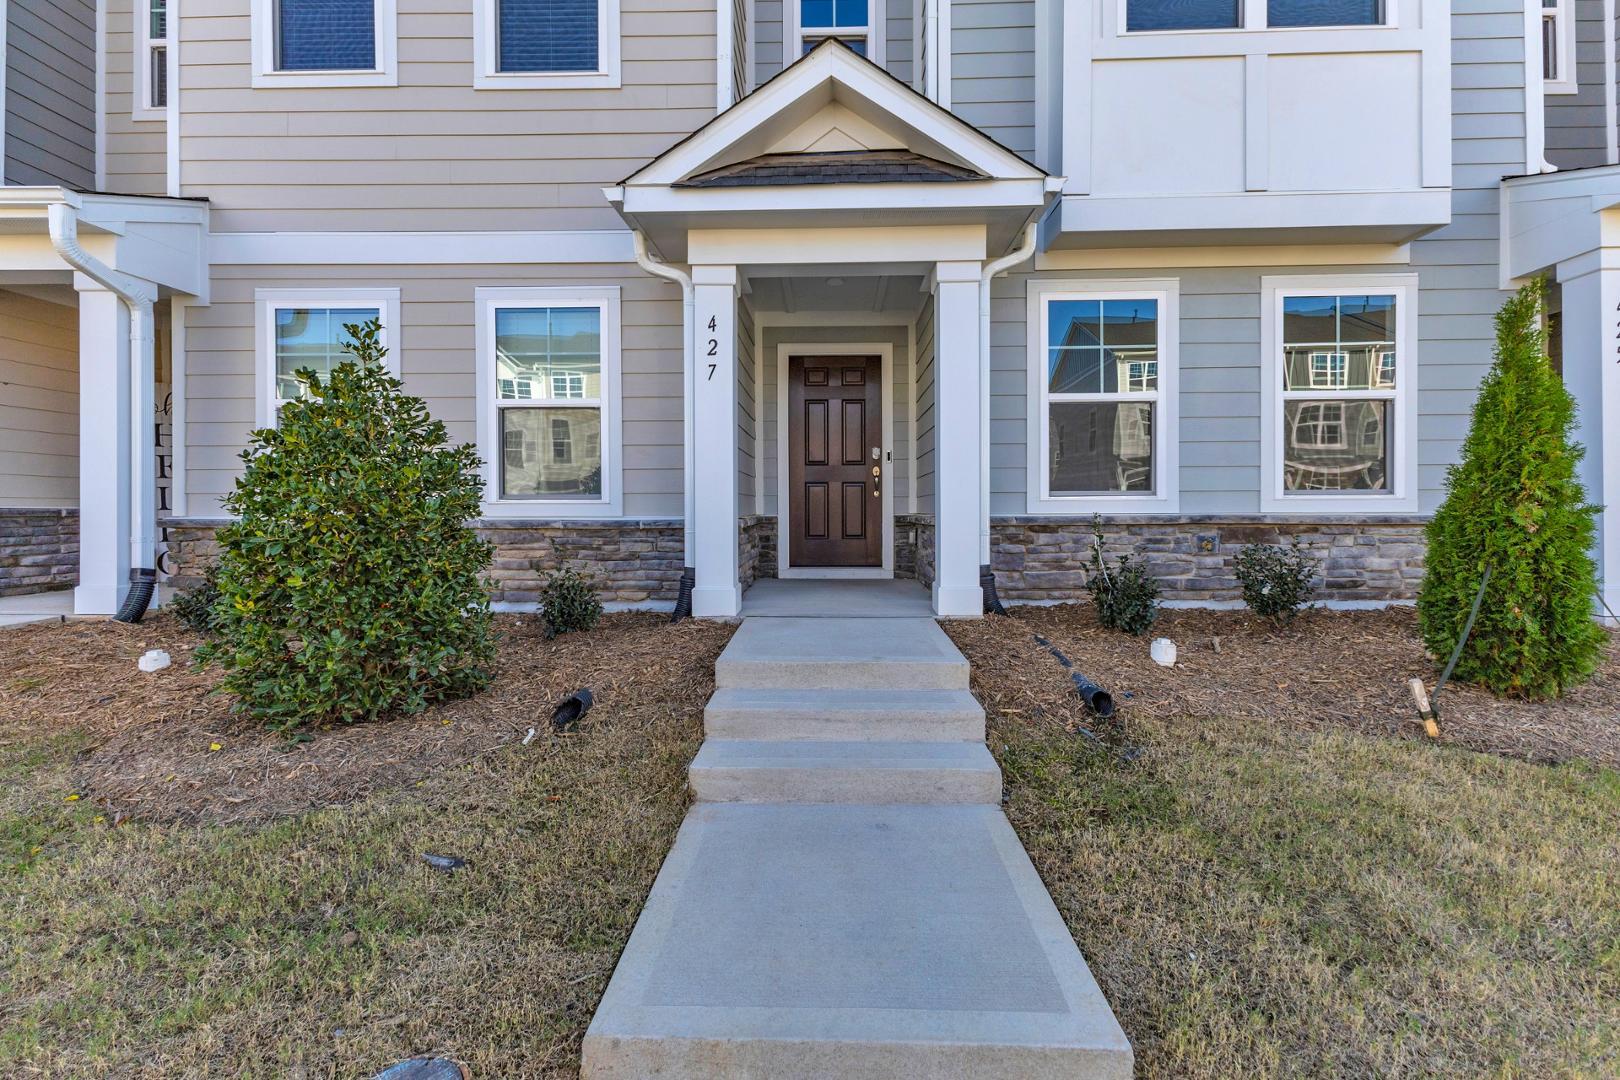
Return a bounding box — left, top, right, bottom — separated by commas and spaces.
978, 222, 1037, 568
632, 231, 696, 582
1525, 0, 1557, 174
48, 202, 160, 616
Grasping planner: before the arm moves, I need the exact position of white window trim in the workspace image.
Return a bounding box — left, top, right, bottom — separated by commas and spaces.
250, 0, 398, 88
783, 0, 886, 69
472, 0, 622, 90
1260, 273, 1419, 514
133, 0, 169, 120
1025, 278, 1181, 515
254, 288, 402, 429
1542, 0, 1577, 94
1114, 0, 1397, 35
474, 286, 623, 518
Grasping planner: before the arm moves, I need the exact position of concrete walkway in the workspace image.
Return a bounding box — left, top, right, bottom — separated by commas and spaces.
0, 590, 76, 628
583, 582, 1132, 1078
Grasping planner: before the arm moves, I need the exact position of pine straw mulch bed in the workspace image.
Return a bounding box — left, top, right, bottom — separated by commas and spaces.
944, 605, 1620, 770
0, 612, 737, 826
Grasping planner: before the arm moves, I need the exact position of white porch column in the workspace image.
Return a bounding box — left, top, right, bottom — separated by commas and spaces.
1559, 256, 1620, 623
691, 264, 742, 617
74, 281, 132, 616
933, 261, 985, 618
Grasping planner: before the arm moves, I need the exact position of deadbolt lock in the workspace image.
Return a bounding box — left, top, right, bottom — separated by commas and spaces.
871, 465, 880, 477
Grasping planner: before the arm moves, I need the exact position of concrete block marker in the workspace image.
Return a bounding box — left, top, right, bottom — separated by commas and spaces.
583, 579, 1132, 1078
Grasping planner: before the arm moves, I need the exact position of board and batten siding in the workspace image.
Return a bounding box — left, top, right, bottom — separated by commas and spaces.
183, 263, 684, 516
756, 323, 914, 517
950, 0, 1035, 161
0, 290, 79, 508
987, 0, 1524, 516
178, 0, 717, 233
1544, 0, 1610, 170
104, 0, 169, 197
4, 0, 96, 189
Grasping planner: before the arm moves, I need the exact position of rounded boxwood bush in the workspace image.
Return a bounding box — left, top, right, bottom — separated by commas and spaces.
1417, 280, 1605, 698
197, 319, 495, 730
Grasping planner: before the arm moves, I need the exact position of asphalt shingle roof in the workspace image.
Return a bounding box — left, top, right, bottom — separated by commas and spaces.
675, 150, 989, 188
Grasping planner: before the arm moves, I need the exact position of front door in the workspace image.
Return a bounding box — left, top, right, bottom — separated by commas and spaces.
788, 355, 883, 567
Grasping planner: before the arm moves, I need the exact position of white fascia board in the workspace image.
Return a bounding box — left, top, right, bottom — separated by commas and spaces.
1058, 189, 1451, 237
687, 224, 988, 265
622, 179, 1049, 217
625, 44, 1045, 188
211, 230, 638, 265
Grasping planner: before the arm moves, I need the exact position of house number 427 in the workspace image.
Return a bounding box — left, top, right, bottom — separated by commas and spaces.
706, 316, 719, 380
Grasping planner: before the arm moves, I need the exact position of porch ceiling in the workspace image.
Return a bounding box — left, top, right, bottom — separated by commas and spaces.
747, 273, 926, 314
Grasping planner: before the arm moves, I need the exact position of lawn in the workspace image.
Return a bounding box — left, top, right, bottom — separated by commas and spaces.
948, 607, 1620, 1079
0, 612, 735, 1078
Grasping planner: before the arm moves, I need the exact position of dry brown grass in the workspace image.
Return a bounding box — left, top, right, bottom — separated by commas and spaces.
0, 613, 734, 1078
947, 605, 1620, 1079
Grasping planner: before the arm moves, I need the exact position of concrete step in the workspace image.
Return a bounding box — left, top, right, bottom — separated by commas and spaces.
689, 739, 1003, 805
583, 803, 1134, 1080
715, 616, 969, 691
704, 687, 986, 742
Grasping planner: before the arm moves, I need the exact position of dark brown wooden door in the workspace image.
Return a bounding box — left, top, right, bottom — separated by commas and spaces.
788, 356, 883, 568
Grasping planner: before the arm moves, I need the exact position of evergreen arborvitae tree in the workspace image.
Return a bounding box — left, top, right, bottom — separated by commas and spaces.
1417, 279, 1605, 698
198, 319, 495, 730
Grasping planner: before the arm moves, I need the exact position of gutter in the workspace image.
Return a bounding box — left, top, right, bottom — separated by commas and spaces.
48, 202, 160, 622
632, 230, 698, 619
978, 222, 1038, 594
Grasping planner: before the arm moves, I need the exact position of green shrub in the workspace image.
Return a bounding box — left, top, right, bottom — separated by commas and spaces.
196, 319, 495, 730
168, 564, 225, 636
1087, 516, 1160, 636
539, 565, 603, 638
1234, 540, 1320, 625
1417, 280, 1605, 698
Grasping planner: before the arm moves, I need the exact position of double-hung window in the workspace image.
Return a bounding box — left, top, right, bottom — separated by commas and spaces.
255, 289, 402, 427
252, 0, 397, 87
476, 287, 622, 515
1027, 279, 1180, 513
474, 0, 622, 88
1542, 0, 1577, 93
135, 0, 170, 117
1261, 275, 1418, 512
1125, 0, 1386, 32
788, 0, 884, 64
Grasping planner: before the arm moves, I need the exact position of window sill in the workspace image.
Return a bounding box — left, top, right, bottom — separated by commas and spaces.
473, 69, 621, 91
1027, 492, 1181, 515
251, 68, 398, 89
1544, 78, 1579, 96
480, 498, 623, 519
1259, 491, 1420, 515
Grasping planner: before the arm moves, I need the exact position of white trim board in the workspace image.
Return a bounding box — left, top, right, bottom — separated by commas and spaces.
775, 340, 896, 577
211, 230, 638, 266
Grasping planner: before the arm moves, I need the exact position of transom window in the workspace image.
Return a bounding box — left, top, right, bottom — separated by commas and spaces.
474, 0, 621, 87
1125, 0, 1386, 32
1262, 276, 1418, 512
255, 289, 401, 427
476, 287, 622, 515
1027, 280, 1180, 513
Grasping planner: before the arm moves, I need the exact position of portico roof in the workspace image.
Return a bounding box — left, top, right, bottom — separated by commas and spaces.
0, 186, 210, 300
606, 40, 1061, 262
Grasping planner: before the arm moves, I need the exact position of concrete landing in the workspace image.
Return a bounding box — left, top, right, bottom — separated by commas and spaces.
740, 577, 934, 618
0, 590, 75, 628
716, 617, 969, 690
583, 803, 1132, 1079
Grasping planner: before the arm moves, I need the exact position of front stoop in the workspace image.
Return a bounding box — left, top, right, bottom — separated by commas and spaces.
582, 609, 1133, 1079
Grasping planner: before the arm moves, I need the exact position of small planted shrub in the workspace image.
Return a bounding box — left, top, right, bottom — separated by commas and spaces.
168, 564, 224, 636
197, 319, 495, 730
1418, 279, 1605, 698
539, 565, 603, 638
1234, 540, 1320, 625
1086, 516, 1160, 636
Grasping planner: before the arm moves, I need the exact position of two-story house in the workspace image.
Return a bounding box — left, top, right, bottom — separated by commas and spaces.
0, 0, 1615, 623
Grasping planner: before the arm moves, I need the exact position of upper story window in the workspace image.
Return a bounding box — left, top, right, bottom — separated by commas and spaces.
1026, 279, 1181, 514
255, 289, 402, 428
786, 0, 885, 67
251, 0, 397, 87
475, 287, 623, 515
1260, 275, 1418, 513
134, 0, 169, 118
1542, 0, 1577, 94
474, 0, 622, 88
1125, 0, 1386, 32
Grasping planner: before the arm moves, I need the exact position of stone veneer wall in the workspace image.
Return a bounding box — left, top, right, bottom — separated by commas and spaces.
894, 514, 936, 590
163, 516, 781, 606
0, 508, 78, 596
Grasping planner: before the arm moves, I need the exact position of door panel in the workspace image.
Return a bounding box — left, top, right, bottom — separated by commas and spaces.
788, 356, 882, 567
